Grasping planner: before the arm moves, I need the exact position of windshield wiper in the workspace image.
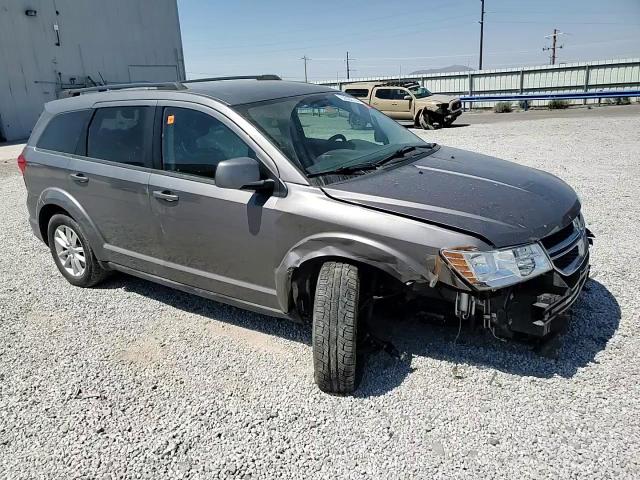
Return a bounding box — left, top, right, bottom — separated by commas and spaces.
306, 163, 379, 178
370, 144, 433, 167
306, 144, 435, 178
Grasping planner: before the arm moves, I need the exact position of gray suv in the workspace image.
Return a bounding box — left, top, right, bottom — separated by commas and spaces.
20, 76, 592, 394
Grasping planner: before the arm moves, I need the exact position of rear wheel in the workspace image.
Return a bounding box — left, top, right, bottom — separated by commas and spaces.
312, 262, 360, 394
47, 214, 109, 287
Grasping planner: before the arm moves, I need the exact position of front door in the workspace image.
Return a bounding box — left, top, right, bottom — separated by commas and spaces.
370, 88, 412, 119
147, 104, 281, 309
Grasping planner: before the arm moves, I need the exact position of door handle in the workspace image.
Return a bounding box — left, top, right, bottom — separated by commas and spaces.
70, 172, 89, 183
152, 190, 179, 202
391, 103, 398, 106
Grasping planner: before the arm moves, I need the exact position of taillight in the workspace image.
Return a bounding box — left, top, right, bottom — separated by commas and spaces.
17, 148, 27, 175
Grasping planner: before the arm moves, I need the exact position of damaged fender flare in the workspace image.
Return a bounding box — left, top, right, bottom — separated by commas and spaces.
274, 232, 436, 313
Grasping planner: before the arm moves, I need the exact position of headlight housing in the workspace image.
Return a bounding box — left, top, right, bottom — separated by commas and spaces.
441, 243, 552, 290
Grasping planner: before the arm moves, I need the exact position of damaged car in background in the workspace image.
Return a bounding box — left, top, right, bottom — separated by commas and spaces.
21, 76, 592, 394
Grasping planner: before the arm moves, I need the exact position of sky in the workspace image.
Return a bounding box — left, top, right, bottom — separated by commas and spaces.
177, 0, 640, 82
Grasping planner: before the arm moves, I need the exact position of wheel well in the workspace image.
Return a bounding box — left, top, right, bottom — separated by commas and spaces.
290, 257, 404, 322
39, 205, 72, 245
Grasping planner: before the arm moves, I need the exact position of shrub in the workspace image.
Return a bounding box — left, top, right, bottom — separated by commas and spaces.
494, 102, 513, 113
548, 99, 570, 110
603, 97, 632, 105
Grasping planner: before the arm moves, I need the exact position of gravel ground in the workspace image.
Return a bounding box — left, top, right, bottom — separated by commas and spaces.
1, 113, 639, 479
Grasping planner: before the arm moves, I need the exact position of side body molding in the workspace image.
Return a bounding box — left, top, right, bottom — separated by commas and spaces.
274, 232, 435, 313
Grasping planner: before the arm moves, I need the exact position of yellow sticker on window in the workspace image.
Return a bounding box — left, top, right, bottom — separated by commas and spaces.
167, 115, 175, 125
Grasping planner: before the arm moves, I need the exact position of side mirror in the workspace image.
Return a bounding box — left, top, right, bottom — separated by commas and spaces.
403, 95, 412, 101
216, 157, 274, 191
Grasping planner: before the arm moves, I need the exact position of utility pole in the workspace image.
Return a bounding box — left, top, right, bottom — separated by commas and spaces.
478, 0, 485, 70
346, 51, 351, 80
543, 29, 564, 65
301, 55, 309, 82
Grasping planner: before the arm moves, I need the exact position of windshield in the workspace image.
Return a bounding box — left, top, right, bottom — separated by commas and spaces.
236, 92, 433, 181
409, 86, 432, 98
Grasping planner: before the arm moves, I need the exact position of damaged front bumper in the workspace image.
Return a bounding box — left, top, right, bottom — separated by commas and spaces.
471, 255, 590, 338
433, 224, 593, 339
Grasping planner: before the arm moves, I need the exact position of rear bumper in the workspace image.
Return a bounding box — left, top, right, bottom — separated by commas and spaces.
29, 217, 43, 242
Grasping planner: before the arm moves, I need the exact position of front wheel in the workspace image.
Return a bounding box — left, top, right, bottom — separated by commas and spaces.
312, 262, 360, 394
418, 110, 436, 130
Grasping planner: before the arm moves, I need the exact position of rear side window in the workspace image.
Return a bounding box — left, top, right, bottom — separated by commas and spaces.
162, 107, 254, 179
374, 89, 392, 99
344, 88, 369, 98
87, 106, 152, 166
36, 110, 92, 154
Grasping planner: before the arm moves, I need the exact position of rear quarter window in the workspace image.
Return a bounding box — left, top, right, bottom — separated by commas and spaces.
344, 88, 369, 98
36, 110, 92, 154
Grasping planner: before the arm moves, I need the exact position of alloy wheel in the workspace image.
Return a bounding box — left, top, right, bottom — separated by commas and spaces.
53, 225, 86, 277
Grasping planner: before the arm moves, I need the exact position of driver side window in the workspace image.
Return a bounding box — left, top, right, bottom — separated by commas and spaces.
392, 89, 411, 100
162, 107, 255, 179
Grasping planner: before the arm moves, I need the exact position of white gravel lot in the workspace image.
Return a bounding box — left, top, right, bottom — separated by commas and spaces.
1, 111, 639, 479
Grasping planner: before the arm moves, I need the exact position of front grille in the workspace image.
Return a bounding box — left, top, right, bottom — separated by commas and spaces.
541, 222, 574, 250
540, 218, 587, 276
553, 245, 579, 270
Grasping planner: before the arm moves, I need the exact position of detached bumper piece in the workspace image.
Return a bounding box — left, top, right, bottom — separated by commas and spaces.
477, 257, 590, 338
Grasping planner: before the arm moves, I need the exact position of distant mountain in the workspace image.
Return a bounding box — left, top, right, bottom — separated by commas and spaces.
409, 65, 474, 75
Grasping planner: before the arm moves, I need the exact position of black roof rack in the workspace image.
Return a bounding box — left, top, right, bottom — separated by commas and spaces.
379, 80, 421, 88
64, 74, 282, 97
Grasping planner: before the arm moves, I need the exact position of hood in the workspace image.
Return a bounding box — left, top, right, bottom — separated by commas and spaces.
420, 93, 456, 105
322, 146, 581, 248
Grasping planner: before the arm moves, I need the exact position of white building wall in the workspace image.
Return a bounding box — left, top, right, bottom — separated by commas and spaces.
0, 0, 185, 141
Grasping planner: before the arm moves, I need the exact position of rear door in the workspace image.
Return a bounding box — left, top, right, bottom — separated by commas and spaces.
65, 101, 161, 272
370, 87, 395, 115
147, 102, 281, 308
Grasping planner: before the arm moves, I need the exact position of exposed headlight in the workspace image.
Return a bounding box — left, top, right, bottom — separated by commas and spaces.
441, 243, 552, 290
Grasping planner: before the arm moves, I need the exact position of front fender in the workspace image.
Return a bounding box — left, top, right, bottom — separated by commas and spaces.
274, 232, 435, 312
37, 187, 106, 258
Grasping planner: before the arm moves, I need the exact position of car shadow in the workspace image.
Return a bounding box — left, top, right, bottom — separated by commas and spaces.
98, 274, 313, 346
98, 275, 619, 397
447, 123, 470, 128
355, 279, 620, 397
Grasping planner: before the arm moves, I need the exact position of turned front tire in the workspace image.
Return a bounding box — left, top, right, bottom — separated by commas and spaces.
312, 261, 360, 394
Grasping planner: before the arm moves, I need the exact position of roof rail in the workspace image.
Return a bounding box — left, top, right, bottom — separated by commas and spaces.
182, 74, 281, 83
64, 81, 183, 97
63, 74, 282, 96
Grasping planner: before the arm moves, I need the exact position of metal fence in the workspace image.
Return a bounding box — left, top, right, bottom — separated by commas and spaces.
316, 58, 640, 108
